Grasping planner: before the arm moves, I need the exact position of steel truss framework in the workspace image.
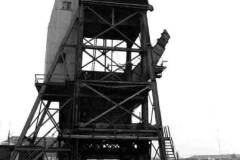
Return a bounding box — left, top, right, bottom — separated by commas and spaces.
11, 1, 174, 160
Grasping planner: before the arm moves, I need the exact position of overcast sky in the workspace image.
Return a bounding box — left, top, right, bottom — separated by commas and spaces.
0, 0, 240, 158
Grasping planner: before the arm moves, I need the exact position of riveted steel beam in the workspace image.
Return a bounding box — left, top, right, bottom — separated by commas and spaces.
81, 0, 153, 11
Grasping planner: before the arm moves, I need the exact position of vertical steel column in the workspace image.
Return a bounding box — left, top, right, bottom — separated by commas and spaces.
140, 15, 148, 81
142, 95, 149, 125
140, 12, 167, 160
126, 42, 132, 80
73, 4, 85, 127
72, 3, 85, 160
103, 39, 107, 72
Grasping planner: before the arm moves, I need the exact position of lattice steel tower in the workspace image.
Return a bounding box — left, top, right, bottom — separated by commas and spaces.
11, 0, 171, 159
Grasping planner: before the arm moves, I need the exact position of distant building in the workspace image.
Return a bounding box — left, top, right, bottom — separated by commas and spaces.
0, 136, 18, 146
0, 136, 57, 160
185, 154, 240, 160
1, 136, 57, 147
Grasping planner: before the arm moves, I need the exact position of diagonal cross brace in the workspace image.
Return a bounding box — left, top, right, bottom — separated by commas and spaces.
85, 7, 140, 48
83, 83, 142, 121
12, 10, 79, 160
152, 142, 161, 160
82, 40, 126, 72
110, 103, 141, 125
32, 101, 51, 143
83, 50, 122, 80
100, 54, 141, 80
83, 50, 112, 72
46, 111, 62, 135
28, 98, 72, 138
81, 85, 149, 127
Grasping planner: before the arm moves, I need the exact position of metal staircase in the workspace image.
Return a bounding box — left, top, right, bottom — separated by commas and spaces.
163, 126, 178, 160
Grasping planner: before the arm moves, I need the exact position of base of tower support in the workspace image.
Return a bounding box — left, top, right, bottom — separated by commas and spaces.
62, 134, 158, 140
59, 139, 151, 160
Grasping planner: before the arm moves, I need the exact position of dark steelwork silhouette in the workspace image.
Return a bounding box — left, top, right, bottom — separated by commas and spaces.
10, 0, 176, 160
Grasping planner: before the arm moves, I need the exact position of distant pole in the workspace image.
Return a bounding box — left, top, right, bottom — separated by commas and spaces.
8, 121, 11, 145
8, 129, 10, 145
217, 129, 221, 158
176, 152, 179, 160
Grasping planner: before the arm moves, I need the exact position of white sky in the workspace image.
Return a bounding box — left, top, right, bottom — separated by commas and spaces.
0, 0, 240, 158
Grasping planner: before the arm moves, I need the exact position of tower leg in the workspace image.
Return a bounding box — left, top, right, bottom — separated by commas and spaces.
11, 86, 46, 160
140, 13, 167, 160
72, 4, 85, 160
142, 95, 149, 126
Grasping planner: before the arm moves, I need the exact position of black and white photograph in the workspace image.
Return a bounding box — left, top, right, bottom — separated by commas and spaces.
0, 0, 239, 160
